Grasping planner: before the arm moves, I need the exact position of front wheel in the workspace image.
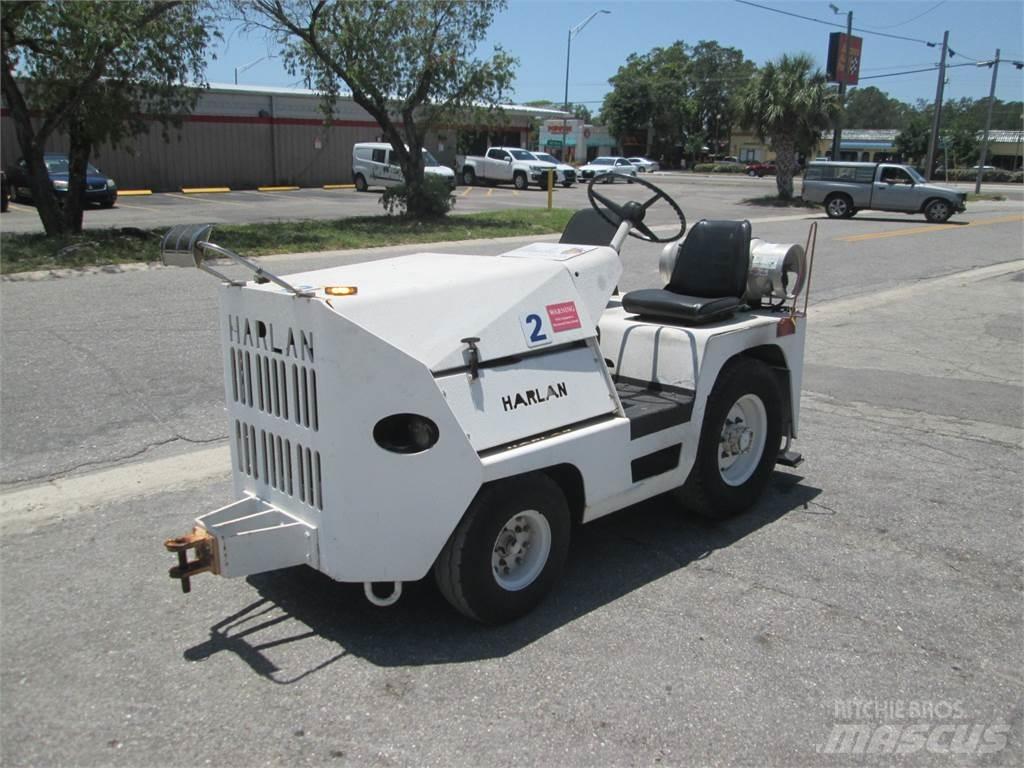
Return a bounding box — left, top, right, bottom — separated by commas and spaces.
924, 198, 953, 223
675, 358, 782, 520
434, 473, 570, 624
562, 181, 573, 188
462, 167, 476, 186
513, 171, 528, 191
354, 173, 368, 192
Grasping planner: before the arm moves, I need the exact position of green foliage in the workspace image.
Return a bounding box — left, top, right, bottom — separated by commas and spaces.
379, 175, 455, 218
739, 54, 839, 199
844, 86, 911, 129
894, 113, 931, 164
692, 163, 748, 173
242, 0, 515, 219
941, 168, 1022, 183
1, 0, 213, 236
600, 40, 754, 164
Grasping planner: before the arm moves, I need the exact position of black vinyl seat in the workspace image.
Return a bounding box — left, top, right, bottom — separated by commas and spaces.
622, 219, 751, 325
559, 208, 619, 246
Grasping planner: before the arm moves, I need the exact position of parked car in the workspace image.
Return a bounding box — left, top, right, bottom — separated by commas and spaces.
460, 147, 557, 189
529, 151, 577, 187
745, 161, 776, 177
6, 154, 117, 207
626, 156, 659, 173
352, 142, 455, 191
1, 170, 9, 213
577, 157, 638, 183
801, 161, 965, 223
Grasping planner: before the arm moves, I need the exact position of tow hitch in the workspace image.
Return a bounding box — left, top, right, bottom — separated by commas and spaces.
164, 528, 217, 593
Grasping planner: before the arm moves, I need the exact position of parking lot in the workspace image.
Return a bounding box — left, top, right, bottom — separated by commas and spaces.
1, 178, 1022, 766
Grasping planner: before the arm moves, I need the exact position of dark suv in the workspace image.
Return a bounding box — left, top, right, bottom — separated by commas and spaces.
6, 154, 117, 208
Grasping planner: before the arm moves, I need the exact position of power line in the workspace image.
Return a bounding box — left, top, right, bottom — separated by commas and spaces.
860, 1, 945, 30
732, 0, 938, 46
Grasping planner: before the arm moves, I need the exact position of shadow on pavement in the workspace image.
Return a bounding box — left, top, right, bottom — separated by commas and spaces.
184, 471, 821, 677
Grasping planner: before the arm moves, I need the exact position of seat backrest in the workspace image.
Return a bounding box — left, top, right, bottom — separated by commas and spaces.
667, 219, 751, 298
559, 207, 618, 246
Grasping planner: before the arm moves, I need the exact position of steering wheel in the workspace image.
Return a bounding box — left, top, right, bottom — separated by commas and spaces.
587, 172, 686, 243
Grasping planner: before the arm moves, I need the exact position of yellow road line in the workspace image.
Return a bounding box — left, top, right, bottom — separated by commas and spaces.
486, 188, 493, 197
323, 184, 355, 190
512, 190, 520, 196
459, 187, 473, 197
257, 185, 300, 192
165, 192, 252, 207
840, 214, 1024, 242
117, 189, 153, 196
181, 186, 231, 194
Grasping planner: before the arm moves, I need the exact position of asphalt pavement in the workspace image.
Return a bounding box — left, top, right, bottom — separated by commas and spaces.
1, 180, 1021, 767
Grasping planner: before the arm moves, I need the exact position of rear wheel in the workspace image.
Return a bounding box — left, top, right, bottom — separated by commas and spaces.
562, 181, 573, 188
924, 198, 953, 223
434, 473, 570, 624
675, 358, 782, 520
825, 193, 853, 219
462, 167, 476, 186
513, 171, 528, 190
354, 173, 368, 192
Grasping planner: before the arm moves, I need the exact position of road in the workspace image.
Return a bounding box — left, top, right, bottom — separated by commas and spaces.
1, 180, 1022, 767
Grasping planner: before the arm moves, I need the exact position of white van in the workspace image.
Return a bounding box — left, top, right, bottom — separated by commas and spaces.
352, 142, 456, 192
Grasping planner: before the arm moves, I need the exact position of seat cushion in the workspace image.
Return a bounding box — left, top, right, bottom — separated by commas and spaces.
621, 289, 741, 325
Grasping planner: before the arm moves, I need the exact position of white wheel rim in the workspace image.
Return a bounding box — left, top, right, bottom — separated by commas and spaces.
931, 201, 948, 218
718, 394, 768, 486
828, 199, 846, 216
491, 509, 551, 591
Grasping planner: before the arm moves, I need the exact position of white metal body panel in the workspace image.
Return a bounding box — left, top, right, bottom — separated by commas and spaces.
253, 248, 619, 373
217, 285, 482, 582
436, 343, 618, 452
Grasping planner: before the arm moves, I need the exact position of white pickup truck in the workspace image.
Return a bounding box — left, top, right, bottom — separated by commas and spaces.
461, 147, 558, 190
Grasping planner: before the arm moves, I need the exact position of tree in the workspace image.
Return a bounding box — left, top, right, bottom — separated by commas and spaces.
740, 54, 839, 199
241, 0, 515, 219
1, 1, 212, 236
893, 112, 930, 164
843, 86, 910, 129
600, 40, 753, 166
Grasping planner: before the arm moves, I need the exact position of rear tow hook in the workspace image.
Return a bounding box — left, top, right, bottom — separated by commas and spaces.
164, 528, 217, 593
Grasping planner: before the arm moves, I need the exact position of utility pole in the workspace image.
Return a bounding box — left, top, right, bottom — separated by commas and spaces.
830, 8, 853, 162
561, 10, 610, 162
974, 49, 1000, 193
925, 30, 949, 181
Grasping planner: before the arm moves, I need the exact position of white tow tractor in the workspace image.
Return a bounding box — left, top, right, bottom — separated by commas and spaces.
162, 176, 814, 624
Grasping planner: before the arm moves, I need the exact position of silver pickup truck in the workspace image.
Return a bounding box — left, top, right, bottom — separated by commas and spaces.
801, 161, 966, 223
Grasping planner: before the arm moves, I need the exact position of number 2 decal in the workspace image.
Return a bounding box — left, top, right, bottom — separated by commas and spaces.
519, 311, 553, 348
525, 313, 547, 343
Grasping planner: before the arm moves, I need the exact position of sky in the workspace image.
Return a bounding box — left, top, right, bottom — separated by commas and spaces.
207, 1, 1024, 113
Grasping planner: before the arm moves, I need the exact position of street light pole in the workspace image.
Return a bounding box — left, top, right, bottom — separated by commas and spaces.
234, 54, 277, 85
925, 30, 949, 181
561, 10, 610, 162
829, 5, 852, 162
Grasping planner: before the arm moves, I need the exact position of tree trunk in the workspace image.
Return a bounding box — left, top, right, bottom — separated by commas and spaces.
63, 122, 91, 235
774, 137, 796, 199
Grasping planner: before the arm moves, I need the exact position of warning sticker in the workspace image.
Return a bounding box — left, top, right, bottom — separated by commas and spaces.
546, 301, 582, 332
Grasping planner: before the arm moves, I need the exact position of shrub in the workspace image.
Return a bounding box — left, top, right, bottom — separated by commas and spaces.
379, 174, 456, 217
692, 163, 749, 174
939, 168, 1022, 183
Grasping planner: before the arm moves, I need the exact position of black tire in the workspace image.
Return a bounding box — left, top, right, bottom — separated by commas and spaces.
462, 167, 476, 186
434, 472, 570, 624
676, 358, 782, 520
562, 181, 572, 188
100, 200, 114, 209
354, 173, 368, 192
513, 171, 528, 191
825, 193, 853, 219
747, 169, 757, 177
0, 188, 8, 213
924, 198, 953, 223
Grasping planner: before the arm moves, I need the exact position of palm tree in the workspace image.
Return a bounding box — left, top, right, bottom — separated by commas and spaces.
740, 54, 840, 199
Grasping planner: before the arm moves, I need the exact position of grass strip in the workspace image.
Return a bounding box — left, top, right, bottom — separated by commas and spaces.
0, 208, 576, 275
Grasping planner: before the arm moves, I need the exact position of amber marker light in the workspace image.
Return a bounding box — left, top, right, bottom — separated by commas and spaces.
325, 285, 358, 296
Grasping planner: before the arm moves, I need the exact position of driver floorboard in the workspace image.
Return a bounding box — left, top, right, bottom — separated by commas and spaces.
614, 378, 695, 440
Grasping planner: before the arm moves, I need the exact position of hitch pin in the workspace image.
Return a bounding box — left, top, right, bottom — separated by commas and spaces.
164, 529, 216, 593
